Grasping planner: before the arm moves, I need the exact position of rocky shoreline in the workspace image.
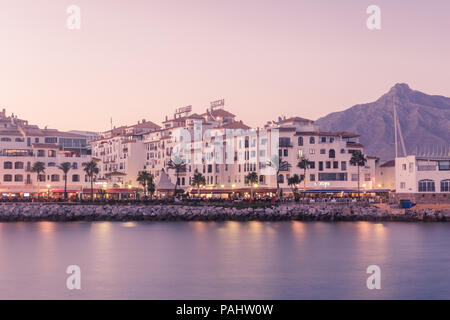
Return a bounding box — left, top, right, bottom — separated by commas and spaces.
0, 203, 449, 222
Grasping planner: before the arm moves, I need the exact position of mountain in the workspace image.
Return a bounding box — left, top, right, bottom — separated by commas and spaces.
315, 83, 450, 161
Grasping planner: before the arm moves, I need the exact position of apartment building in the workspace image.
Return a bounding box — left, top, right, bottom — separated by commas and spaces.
0, 109, 91, 196
143, 103, 377, 197
91, 119, 161, 189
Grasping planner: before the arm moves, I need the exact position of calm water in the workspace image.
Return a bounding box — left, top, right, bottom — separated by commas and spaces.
0, 221, 449, 299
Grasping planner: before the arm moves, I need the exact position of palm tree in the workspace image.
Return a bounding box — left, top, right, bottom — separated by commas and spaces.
245, 171, 259, 199
191, 170, 206, 198
137, 171, 152, 197
297, 157, 310, 194
82, 160, 99, 202
147, 174, 155, 199
31, 161, 45, 199
267, 154, 291, 198
287, 174, 301, 199
58, 162, 72, 201
167, 156, 187, 198
350, 151, 367, 199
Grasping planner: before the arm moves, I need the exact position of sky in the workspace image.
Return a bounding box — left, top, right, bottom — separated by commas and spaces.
1, 0, 450, 132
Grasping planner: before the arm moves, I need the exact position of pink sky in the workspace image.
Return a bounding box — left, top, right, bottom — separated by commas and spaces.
1, 0, 450, 132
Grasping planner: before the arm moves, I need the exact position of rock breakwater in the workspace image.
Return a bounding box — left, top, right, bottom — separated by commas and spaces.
0, 203, 449, 222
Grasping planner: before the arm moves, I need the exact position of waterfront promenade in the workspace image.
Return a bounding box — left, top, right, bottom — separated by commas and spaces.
0, 202, 449, 222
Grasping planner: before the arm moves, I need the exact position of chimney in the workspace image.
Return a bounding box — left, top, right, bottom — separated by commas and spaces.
165, 116, 168, 121
142, 119, 146, 123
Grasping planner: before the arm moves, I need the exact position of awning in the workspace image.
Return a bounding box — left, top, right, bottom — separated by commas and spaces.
82, 188, 134, 194
50, 189, 80, 193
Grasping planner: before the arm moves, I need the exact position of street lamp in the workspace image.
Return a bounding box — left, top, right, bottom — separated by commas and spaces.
46, 184, 51, 200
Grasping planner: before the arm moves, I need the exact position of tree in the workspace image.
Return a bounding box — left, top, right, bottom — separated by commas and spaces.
287, 174, 302, 199
350, 151, 367, 199
137, 171, 152, 197
297, 157, 310, 194
31, 161, 45, 199
57, 162, 72, 201
147, 174, 155, 199
267, 155, 291, 198
245, 171, 259, 199
167, 156, 187, 198
83, 160, 99, 202
191, 170, 206, 198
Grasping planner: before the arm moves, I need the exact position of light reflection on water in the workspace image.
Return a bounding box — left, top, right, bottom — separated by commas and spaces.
0, 221, 449, 299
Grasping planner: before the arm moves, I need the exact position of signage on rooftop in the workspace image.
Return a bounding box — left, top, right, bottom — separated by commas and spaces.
175, 105, 192, 116
210, 99, 225, 109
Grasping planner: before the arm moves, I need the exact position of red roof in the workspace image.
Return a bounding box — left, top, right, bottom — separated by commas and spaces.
202, 109, 235, 118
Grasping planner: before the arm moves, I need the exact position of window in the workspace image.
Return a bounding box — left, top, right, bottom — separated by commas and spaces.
402, 164, 407, 170
319, 161, 323, 171
278, 174, 284, 183
3, 161, 12, 169
45, 137, 57, 144
309, 148, 315, 155
37, 150, 45, 157
333, 161, 339, 169
48, 162, 56, 167
3, 174, 12, 182
0, 137, 11, 142
309, 137, 315, 144
309, 161, 315, 169
340, 149, 345, 154
283, 149, 288, 157
15, 137, 24, 142
38, 174, 46, 182
351, 174, 358, 181
418, 179, 435, 192
14, 162, 24, 169
51, 174, 60, 182
326, 161, 331, 169
298, 149, 303, 158
441, 180, 450, 192
72, 162, 78, 169
329, 149, 336, 158
400, 182, 406, 189
310, 174, 315, 181
14, 174, 23, 182
438, 161, 450, 171
298, 137, 303, 146
365, 174, 371, 181
320, 149, 326, 154
48, 150, 56, 157
318, 173, 348, 181
279, 137, 291, 148
341, 161, 347, 171
321, 137, 326, 143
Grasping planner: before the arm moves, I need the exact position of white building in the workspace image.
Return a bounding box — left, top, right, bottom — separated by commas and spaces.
0, 109, 91, 197
376, 160, 396, 190
90, 119, 161, 193
395, 154, 450, 199
142, 104, 378, 197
